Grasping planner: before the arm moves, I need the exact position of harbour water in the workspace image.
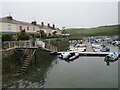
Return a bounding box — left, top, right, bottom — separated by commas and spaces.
3, 41, 118, 88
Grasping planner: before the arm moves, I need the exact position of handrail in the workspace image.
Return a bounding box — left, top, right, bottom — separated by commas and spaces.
31, 49, 36, 58
20, 48, 29, 62
29, 49, 37, 62
3, 40, 57, 52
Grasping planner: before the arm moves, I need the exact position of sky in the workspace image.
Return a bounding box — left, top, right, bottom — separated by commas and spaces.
0, 1, 119, 29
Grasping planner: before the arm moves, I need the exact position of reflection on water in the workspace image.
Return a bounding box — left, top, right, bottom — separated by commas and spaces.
3, 49, 58, 88
61, 56, 119, 66
104, 59, 119, 66
61, 58, 78, 63
3, 42, 118, 88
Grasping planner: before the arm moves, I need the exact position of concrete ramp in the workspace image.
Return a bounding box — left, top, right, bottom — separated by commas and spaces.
85, 42, 93, 52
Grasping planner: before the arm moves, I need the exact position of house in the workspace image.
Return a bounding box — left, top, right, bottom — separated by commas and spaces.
38, 22, 61, 35
55, 28, 62, 35
0, 15, 39, 34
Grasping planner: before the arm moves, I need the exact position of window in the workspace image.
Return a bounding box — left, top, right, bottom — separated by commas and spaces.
33, 27, 35, 31
8, 24, 11, 30
20, 26, 22, 30
27, 27, 29, 31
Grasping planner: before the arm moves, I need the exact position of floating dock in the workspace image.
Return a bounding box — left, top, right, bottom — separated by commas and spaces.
56, 51, 120, 57
55, 42, 120, 57
85, 42, 93, 52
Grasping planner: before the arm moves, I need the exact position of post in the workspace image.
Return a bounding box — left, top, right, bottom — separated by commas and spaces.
29, 41, 30, 48
19, 41, 21, 48
34, 49, 37, 64
25, 41, 27, 48
14, 41, 16, 48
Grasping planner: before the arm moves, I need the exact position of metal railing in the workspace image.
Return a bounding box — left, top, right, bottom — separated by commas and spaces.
45, 42, 58, 52
2, 40, 36, 49
2, 40, 58, 52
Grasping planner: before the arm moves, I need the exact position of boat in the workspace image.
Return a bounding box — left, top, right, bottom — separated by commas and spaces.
105, 52, 119, 61
58, 52, 80, 60
93, 47, 102, 52
70, 46, 86, 52
91, 43, 102, 48
101, 47, 110, 52
74, 43, 86, 47
70, 43, 86, 52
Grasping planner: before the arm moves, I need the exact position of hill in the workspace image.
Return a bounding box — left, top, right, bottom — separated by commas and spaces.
66, 25, 119, 37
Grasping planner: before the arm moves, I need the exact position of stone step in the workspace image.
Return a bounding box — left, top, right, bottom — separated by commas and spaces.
22, 64, 29, 67
23, 60, 29, 63
25, 57, 30, 60
21, 66, 28, 69
18, 71, 26, 74
19, 69, 26, 72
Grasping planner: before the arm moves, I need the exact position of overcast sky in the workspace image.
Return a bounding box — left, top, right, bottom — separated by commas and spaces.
1, 2, 118, 28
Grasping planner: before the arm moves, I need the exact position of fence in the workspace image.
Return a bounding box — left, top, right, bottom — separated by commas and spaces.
2, 40, 58, 52
2, 40, 36, 49
45, 42, 58, 52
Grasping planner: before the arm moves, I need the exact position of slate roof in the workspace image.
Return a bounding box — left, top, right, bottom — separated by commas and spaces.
0, 16, 37, 27
37, 24, 54, 30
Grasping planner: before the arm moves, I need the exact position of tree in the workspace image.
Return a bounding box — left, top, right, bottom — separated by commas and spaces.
61, 30, 68, 34
16, 29, 29, 40
39, 30, 47, 39
48, 33, 52, 36
52, 31, 57, 36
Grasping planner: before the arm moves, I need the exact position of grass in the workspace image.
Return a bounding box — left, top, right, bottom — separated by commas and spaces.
67, 25, 119, 37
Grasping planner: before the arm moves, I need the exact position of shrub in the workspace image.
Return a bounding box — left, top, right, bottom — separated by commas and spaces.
34, 33, 41, 38
16, 29, 29, 40
52, 31, 57, 35
2, 33, 12, 42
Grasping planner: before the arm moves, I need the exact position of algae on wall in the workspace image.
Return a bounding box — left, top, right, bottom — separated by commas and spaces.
2, 50, 24, 88
44, 38, 70, 51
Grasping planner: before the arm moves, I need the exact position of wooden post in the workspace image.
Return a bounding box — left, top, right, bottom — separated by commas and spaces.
29, 41, 31, 48
14, 41, 15, 48
18, 41, 19, 48
34, 49, 37, 64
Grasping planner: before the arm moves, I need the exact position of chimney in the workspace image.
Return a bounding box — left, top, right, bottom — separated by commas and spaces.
6, 15, 13, 20
48, 23, 50, 27
31, 21, 37, 25
41, 22, 44, 27
53, 24, 55, 29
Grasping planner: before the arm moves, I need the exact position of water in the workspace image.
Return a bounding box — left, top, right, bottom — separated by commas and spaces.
3, 42, 118, 88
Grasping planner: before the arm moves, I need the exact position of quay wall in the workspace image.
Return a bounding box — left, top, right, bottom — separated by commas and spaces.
43, 38, 70, 51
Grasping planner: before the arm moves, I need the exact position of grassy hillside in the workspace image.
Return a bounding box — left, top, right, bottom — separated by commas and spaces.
67, 25, 119, 37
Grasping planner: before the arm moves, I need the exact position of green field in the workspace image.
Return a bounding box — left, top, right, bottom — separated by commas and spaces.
67, 25, 119, 37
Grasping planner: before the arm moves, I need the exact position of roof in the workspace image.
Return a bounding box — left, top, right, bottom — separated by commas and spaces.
37, 24, 54, 30
0, 16, 37, 27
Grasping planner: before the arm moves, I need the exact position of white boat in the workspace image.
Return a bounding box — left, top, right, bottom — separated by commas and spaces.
101, 47, 110, 52
105, 52, 119, 61
74, 43, 86, 47
91, 43, 102, 48
70, 43, 86, 52
70, 46, 86, 52
58, 52, 79, 60
93, 47, 101, 52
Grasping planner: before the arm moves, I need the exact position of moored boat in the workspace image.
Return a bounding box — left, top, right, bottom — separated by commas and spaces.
58, 52, 80, 60
70, 43, 86, 52
93, 47, 101, 52
105, 52, 119, 61
101, 47, 110, 52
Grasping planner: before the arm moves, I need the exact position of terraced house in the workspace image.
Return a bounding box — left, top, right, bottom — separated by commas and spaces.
0, 15, 39, 34
38, 22, 62, 35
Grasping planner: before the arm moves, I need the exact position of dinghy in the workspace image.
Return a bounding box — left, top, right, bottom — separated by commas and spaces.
58, 52, 79, 60
105, 52, 119, 61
